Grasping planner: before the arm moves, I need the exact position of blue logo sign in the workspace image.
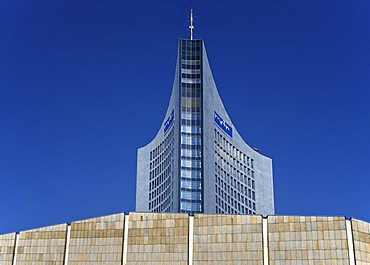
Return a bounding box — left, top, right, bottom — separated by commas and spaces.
214, 111, 233, 138
164, 109, 175, 134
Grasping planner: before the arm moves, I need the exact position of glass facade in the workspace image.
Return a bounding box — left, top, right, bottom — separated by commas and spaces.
214, 128, 256, 214
136, 37, 274, 216
148, 127, 175, 212
179, 39, 203, 213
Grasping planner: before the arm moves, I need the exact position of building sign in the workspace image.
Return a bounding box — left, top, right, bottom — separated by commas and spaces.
214, 111, 233, 138
163, 109, 175, 134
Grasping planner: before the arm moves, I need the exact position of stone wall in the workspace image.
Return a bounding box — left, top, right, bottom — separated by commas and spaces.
16, 223, 67, 265
0, 232, 16, 265
126, 212, 188, 264
352, 218, 370, 265
68, 213, 124, 265
193, 214, 263, 264
268, 216, 349, 265
0, 212, 369, 264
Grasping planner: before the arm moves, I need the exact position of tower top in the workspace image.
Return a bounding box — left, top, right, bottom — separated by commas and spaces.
189, 9, 194, 40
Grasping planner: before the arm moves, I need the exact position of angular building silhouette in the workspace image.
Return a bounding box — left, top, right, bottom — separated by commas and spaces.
136, 22, 274, 215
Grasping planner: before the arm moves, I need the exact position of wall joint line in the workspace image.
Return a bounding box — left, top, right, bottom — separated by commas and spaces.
12, 233, 19, 265
262, 217, 269, 265
122, 213, 129, 265
188, 215, 194, 265
346, 219, 356, 265
63, 225, 71, 265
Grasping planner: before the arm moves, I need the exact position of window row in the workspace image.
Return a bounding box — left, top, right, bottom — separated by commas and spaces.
181, 64, 201, 70
215, 204, 255, 215
150, 152, 173, 172
181, 135, 201, 145
181, 91, 201, 98
180, 201, 202, 212
181, 73, 201, 79
214, 129, 254, 168
181, 50, 201, 56
181, 78, 201, 84
149, 187, 173, 212
181, 159, 201, 169
181, 119, 201, 126
215, 155, 255, 183
182, 46, 201, 51
181, 112, 201, 120
181, 59, 201, 65
215, 189, 256, 214
181, 107, 201, 113
149, 168, 173, 212
181, 82, 201, 89
150, 128, 174, 160
181, 87, 201, 96
149, 177, 172, 201
149, 166, 173, 189
181, 148, 201, 157
181, 191, 202, 200
181, 54, 201, 60
181, 180, 202, 190
215, 179, 255, 205
181, 168, 201, 179
215, 145, 254, 177
181, 98, 201, 108
181, 69, 201, 74
181, 125, 201, 134
150, 194, 173, 213
181, 40, 202, 48
215, 166, 255, 195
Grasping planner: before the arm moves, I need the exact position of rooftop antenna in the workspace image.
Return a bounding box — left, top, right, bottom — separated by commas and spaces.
189, 9, 194, 40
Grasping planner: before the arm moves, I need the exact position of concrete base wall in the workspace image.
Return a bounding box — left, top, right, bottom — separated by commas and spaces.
1, 212, 369, 264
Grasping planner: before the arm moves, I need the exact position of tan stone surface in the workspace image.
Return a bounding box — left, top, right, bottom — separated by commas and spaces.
69, 213, 124, 265
0, 232, 16, 265
268, 216, 349, 265
1, 213, 370, 264
352, 218, 370, 265
193, 214, 263, 265
16, 223, 67, 265
126, 212, 188, 264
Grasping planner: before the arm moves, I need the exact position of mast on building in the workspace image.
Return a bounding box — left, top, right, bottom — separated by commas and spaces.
189, 9, 194, 40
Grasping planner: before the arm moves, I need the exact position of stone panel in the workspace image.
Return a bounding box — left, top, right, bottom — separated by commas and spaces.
352, 218, 370, 265
193, 214, 263, 265
126, 212, 188, 264
68, 213, 124, 265
0, 232, 16, 265
268, 216, 349, 265
16, 223, 67, 265
2, 213, 370, 264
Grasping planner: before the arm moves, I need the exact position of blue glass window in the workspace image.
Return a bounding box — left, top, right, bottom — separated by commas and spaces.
181, 159, 201, 168
181, 202, 201, 211
181, 180, 201, 190
181, 191, 201, 200
181, 169, 201, 179
181, 135, 201, 145
181, 148, 201, 157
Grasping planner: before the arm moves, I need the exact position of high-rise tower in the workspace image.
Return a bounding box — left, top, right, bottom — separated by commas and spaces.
136, 12, 274, 215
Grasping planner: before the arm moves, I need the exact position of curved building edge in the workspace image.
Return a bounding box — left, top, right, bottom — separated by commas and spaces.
136, 39, 274, 215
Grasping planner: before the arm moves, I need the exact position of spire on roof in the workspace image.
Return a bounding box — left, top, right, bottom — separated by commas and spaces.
189, 9, 194, 40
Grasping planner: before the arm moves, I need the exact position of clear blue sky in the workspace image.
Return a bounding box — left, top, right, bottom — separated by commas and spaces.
1, 0, 369, 234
